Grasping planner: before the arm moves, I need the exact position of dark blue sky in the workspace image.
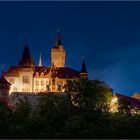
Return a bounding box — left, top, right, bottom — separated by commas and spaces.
0, 1, 140, 96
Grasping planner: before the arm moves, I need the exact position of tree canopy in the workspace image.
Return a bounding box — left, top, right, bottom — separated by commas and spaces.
0, 79, 139, 138
64, 78, 113, 112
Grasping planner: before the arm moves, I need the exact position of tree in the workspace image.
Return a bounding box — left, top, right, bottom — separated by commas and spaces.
117, 99, 131, 114
64, 79, 113, 112
35, 93, 72, 138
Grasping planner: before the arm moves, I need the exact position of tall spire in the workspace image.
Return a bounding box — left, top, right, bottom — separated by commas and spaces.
55, 29, 62, 47
81, 57, 87, 73
38, 52, 42, 66
80, 57, 88, 79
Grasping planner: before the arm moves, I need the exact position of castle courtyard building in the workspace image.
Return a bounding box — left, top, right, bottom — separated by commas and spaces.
2, 33, 88, 94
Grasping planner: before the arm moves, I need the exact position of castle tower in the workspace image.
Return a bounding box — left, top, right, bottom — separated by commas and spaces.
19, 44, 34, 67
80, 57, 88, 79
51, 31, 66, 67
38, 52, 42, 66
18, 44, 34, 92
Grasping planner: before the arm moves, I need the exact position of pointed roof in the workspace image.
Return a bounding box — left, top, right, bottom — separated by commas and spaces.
54, 30, 62, 47
80, 57, 87, 73
20, 44, 32, 67
38, 52, 42, 66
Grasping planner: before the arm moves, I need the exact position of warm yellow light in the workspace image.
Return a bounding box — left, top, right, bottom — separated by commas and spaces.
109, 96, 118, 113
111, 97, 118, 104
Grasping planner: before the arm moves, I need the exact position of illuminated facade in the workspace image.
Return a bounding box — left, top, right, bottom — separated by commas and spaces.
2, 33, 88, 94
51, 32, 66, 67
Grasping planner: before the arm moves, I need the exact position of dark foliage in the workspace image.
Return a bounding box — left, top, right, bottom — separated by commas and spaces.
0, 79, 139, 138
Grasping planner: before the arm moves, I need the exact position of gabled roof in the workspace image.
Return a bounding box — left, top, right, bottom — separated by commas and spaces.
4, 65, 80, 79
4, 66, 20, 76
34, 66, 50, 76
34, 66, 80, 78
0, 76, 11, 85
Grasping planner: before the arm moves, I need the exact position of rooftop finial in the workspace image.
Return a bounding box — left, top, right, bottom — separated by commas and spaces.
38, 52, 42, 67
55, 29, 62, 47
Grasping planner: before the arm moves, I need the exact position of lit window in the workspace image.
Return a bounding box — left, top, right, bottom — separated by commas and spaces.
35, 81, 39, 86
41, 80, 44, 86
22, 75, 30, 83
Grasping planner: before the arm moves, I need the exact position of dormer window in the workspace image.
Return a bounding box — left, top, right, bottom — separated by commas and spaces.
41, 72, 44, 77
36, 72, 39, 77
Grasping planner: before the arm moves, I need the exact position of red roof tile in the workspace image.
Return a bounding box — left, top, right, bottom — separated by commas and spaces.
5, 66, 20, 76
56, 67, 80, 78
5, 65, 80, 79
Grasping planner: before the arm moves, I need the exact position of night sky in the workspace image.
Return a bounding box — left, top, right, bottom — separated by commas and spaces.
0, 1, 140, 96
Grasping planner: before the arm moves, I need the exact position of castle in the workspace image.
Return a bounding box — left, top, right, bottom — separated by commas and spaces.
2, 32, 88, 94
